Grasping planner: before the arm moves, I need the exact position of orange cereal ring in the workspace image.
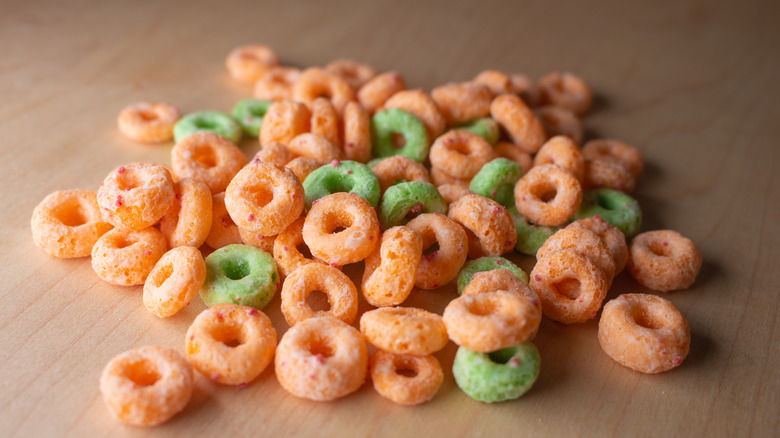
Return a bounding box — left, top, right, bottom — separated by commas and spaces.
159, 178, 212, 248
302, 192, 380, 266
357, 71, 406, 114
429, 130, 495, 180
281, 262, 358, 326
292, 67, 355, 114
510, 74, 542, 107
326, 59, 377, 90
538, 71, 593, 116
431, 81, 492, 126
490, 94, 547, 154
430, 166, 471, 188
443, 290, 541, 352
253, 141, 293, 166
383, 88, 446, 141
273, 216, 326, 277
253, 66, 300, 101
514, 163, 582, 227
474, 70, 514, 97
627, 230, 702, 292
583, 158, 636, 193
143, 246, 206, 317
224, 161, 304, 235
360, 307, 448, 355
534, 105, 584, 146
536, 228, 617, 281
91, 227, 167, 286
463, 269, 539, 305
310, 97, 341, 148
529, 248, 609, 324
437, 184, 472, 205
259, 100, 311, 147
406, 213, 468, 289
371, 155, 431, 193
342, 101, 372, 162
361, 226, 423, 307
288, 133, 342, 164
171, 132, 247, 194
225, 44, 279, 84
238, 227, 276, 253
370, 350, 443, 406
598, 293, 690, 373
205, 192, 242, 249
448, 194, 516, 258
285, 157, 320, 183
100, 345, 192, 426
533, 135, 585, 181
274, 316, 367, 401
97, 162, 175, 231
567, 216, 628, 273
582, 139, 644, 179
31, 189, 112, 258
117, 102, 180, 144
494, 141, 533, 173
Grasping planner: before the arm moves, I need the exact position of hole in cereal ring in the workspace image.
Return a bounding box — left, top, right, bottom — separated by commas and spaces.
422, 241, 440, 257
595, 192, 621, 211
391, 132, 407, 150
553, 278, 581, 300
306, 290, 331, 312
220, 258, 251, 280
126, 359, 161, 386
53, 200, 88, 227
540, 189, 558, 203
488, 347, 516, 365
632, 307, 663, 330
394, 358, 419, 377
211, 324, 245, 348
249, 184, 274, 208
137, 110, 159, 121
113, 235, 137, 249
648, 241, 672, 257
117, 171, 144, 191
192, 145, 218, 168
308, 336, 335, 358
465, 297, 496, 316
150, 263, 174, 288
295, 242, 314, 259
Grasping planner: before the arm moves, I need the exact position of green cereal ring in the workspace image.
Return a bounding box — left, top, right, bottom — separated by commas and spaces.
452, 118, 501, 145
452, 342, 541, 403
509, 207, 558, 256
231, 99, 272, 137
573, 188, 642, 238
469, 158, 523, 208
173, 110, 242, 143
200, 244, 279, 310
303, 160, 381, 208
456, 256, 528, 294
378, 181, 447, 229
371, 108, 430, 162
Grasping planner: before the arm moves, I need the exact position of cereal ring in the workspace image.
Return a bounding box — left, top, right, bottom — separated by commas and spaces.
538, 71, 593, 116
31, 189, 112, 258
406, 213, 468, 289
205, 192, 243, 249
514, 164, 582, 227
143, 246, 206, 317
437, 184, 472, 205
159, 178, 212, 248
342, 101, 372, 162
378, 181, 447, 229
326, 59, 377, 90
582, 139, 644, 179
361, 226, 423, 307
534, 106, 584, 146
383, 88, 446, 141
457, 256, 529, 294
371, 155, 430, 194
273, 216, 329, 277
598, 294, 690, 373
533, 135, 585, 182
200, 243, 279, 310
509, 207, 558, 256
288, 133, 343, 165
529, 248, 609, 324
259, 100, 311, 147
510, 74, 542, 108
173, 111, 242, 144
225, 161, 304, 235
91, 227, 167, 286
274, 316, 367, 401
186, 303, 277, 385
490, 94, 546, 154
238, 228, 276, 254
310, 97, 341, 148
253, 141, 293, 166
100, 345, 192, 426
461, 269, 540, 314
97, 162, 175, 231
573, 188, 642, 238
451, 117, 501, 145
225, 44, 279, 84
536, 227, 617, 280
358, 71, 406, 113
429, 130, 495, 180
285, 157, 320, 183
431, 81, 492, 125
469, 158, 523, 208
281, 263, 358, 326
452, 342, 540, 403
232, 99, 271, 137
171, 132, 247, 194
448, 194, 516, 258
627, 230, 702, 292
429, 166, 471, 188
583, 158, 636, 193
567, 216, 628, 273
371, 108, 430, 162
117, 102, 180, 144
494, 141, 533, 173
303, 159, 380, 208
253, 66, 300, 102
302, 192, 380, 266
292, 67, 355, 114
473, 70, 514, 97
360, 307, 448, 355
370, 350, 443, 406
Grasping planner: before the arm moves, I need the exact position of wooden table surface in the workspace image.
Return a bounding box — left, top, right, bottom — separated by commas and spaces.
1, 0, 778, 436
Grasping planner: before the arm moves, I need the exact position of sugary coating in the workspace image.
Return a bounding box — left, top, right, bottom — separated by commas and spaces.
186, 303, 277, 385
232, 99, 272, 137
573, 188, 642, 238
473, 70, 514, 97
406, 213, 468, 289
292, 67, 355, 114
286, 157, 320, 182
371, 155, 431, 194
378, 181, 447, 229
514, 164, 582, 227
205, 192, 243, 249
429, 166, 471, 188
370, 350, 443, 406
303, 160, 380, 208
538, 71, 593, 116
342, 101, 372, 162
598, 293, 690, 373
238, 228, 276, 254
326, 59, 377, 90
97, 162, 175, 231
254, 141, 293, 166
533, 135, 585, 182
225, 44, 279, 84
274, 316, 367, 401
281, 263, 358, 326
494, 141, 533, 173
490, 94, 546, 154
452, 343, 540, 403
510, 74, 542, 107
534, 106, 584, 146
429, 130, 495, 180
200, 244, 279, 310
456, 256, 529, 294
583, 158, 636, 193
508, 207, 558, 256
431, 81, 492, 125
100, 345, 192, 426
302, 192, 380, 266
310, 97, 341, 148
529, 248, 609, 324
171, 132, 247, 194
438, 184, 472, 205
451, 117, 501, 145
448, 194, 516, 258
582, 139, 644, 179
173, 111, 242, 144
567, 216, 629, 273
360, 307, 448, 355
31, 189, 112, 258
259, 100, 311, 146
117, 102, 180, 144
273, 216, 328, 277
159, 178, 212, 249
469, 158, 523, 208
461, 269, 541, 315
253, 66, 301, 102
361, 226, 423, 307
371, 108, 430, 162
536, 228, 617, 281
143, 246, 206, 318
383, 88, 446, 141
358, 71, 406, 114
627, 230, 702, 292
91, 227, 167, 286
288, 133, 343, 165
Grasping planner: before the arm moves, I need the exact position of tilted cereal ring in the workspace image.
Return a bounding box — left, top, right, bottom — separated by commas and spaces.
371, 108, 430, 162
326, 59, 377, 91
378, 181, 447, 229
232, 99, 271, 138
285, 157, 320, 183
117, 102, 180, 144
91, 227, 167, 286
598, 294, 690, 373
451, 117, 501, 145
172, 132, 247, 194
160, 178, 212, 248
583, 158, 636, 193
173, 111, 242, 144
342, 101, 372, 162
360, 307, 448, 355
143, 246, 206, 317
200, 244, 280, 310
371, 155, 431, 194
582, 139, 644, 179
383, 88, 446, 141
430, 166, 471, 188
281, 263, 358, 326
567, 216, 628, 273
627, 230, 702, 292
97, 162, 175, 231
473, 70, 514, 97
533, 135, 585, 182
274, 316, 367, 401
538, 71, 593, 116
302, 192, 380, 266
361, 226, 423, 307
100, 345, 192, 426
186, 303, 277, 385
510, 74, 542, 107
529, 248, 609, 324
509, 207, 558, 256
370, 350, 443, 406
238, 227, 276, 254
253, 66, 301, 102
490, 94, 546, 154
469, 158, 523, 208
205, 192, 243, 249
536, 227, 617, 281
448, 194, 516, 258
225, 161, 304, 236
358, 71, 406, 113
431, 81, 492, 126
429, 130, 495, 180
310, 97, 341, 148
572, 188, 642, 238
253, 141, 293, 166
456, 256, 529, 294
514, 163, 582, 227
292, 67, 355, 114
452, 342, 540, 403
31, 190, 112, 258
438, 184, 472, 205
303, 160, 380, 208
461, 269, 541, 315
494, 141, 533, 173
259, 100, 311, 146
534, 106, 584, 146
288, 133, 343, 165
406, 213, 468, 289
225, 44, 279, 84
273, 216, 327, 277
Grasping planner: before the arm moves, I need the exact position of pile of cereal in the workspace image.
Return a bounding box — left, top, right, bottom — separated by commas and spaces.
30, 44, 702, 426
